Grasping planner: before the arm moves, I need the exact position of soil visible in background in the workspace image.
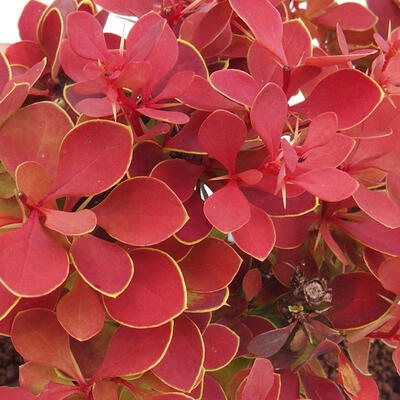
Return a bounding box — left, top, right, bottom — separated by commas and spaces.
0, 337, 399, 398
0, 336, 23, 387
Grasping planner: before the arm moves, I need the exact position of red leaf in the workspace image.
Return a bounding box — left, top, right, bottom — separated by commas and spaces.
335, 216, 400, 256
314, 3, 378, 30
129, 140, 162, 177
319, 220, 348, 265
204, 181, 251, 233
198, 110, 246, 172
67, 11, 109, 61
56, 277, 105, 341
148, 394, 195, 400
178, 75, 240, 111
248, 323, 295, 358
272, 213, 317, 249
0, 102, 73, 176
251, 83, 288, 160
393, 347, 400, 376
353, 184, 400, 228
94, 0, 153, 16
75, 97, 118, 118
202, 373, 227, 400
94, 177, 188, 246
116, 60, 152, 90
5, 41, 44, 68
0, 282, 18, 321
16, 161, 53, 204
44, 120, 132, 201
104, 248, 186, 328
337, 352, 379, 400
175, 192, 213, 244
138, 108, 189, 124
300, 371, 344, 400
92, 380, 118, 400
71, 234, 134, 297
203, 323, 239, 371
291, 69, 383, 129
378, 257, 400, 296
126, 13, 165, 61
283, 19, 312, 67
327, 272, 394, 329
179, 237, 242, 292
289, 168, 359, 202
210, 70, 261, 106
150, 159, 203, 202
232, 204, 276, 260
93, 322, 173, 381
42, 208, 97, 236
229, 0, 287, 65
0, 386, 37, 399
152, 71, 194, 102
38, 8, 63, 80
242, 269, 263, 301
187, 288, 228, 312
190, 1, 233, 51
18, 0, 46, 41
0, 212, 69, 297
0, 290, 59, 336
240, 358, 274, 400
152, 314, 204, 392
152, 236, 192, 262
11, 309, 83, 382
347, 339, 371, 376
143, 16, 178, 90
0, 83, 30, 127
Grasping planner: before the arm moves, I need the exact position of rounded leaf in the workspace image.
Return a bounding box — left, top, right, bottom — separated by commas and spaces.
94, 177, 188, 246
0, 212, 69, 297
70, 235, 134, 297
203, 324, 239, 371
104, 248, 186, 328
179, 237, 242, 293
152, 314, 204, 392
56, 277, 105, 341
93, 322, 173, 381
44, 120, 132, 201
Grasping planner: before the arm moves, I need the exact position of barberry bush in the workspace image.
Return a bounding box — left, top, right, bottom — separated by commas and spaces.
0, 0, 400, 398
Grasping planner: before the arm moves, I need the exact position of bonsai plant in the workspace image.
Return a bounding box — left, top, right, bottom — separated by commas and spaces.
0, 0, 400, 398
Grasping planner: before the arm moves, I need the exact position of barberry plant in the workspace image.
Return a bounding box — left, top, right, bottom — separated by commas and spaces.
0, 0, 400, 399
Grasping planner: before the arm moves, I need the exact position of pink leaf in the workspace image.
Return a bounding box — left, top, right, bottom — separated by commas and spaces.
204, 181, 251, 233
44, 120, 132, 201
251, 83, 288, 160
198, 110, 247, 172
229, 0, 287, 65
240, 358, 274, 400
42, 208, 97, 236
93, 322, 173, 381
71, 234, 134, 297
232, 205, 276, 261
67, 11, 109, 61
56, 277, 105, 341
0, 212, 69, 297
104, 248, 186, 328
94, 177, 188, 246
291, 69, 383, 129
289, 168, 359, 202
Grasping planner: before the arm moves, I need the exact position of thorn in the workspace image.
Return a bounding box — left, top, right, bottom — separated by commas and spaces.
386, 94, 397, 109
112, 102, 118, 122
282, 184, 287, 209
388, 20, 392, 42
119, 23, 125, 56
313, 228, 322, 251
